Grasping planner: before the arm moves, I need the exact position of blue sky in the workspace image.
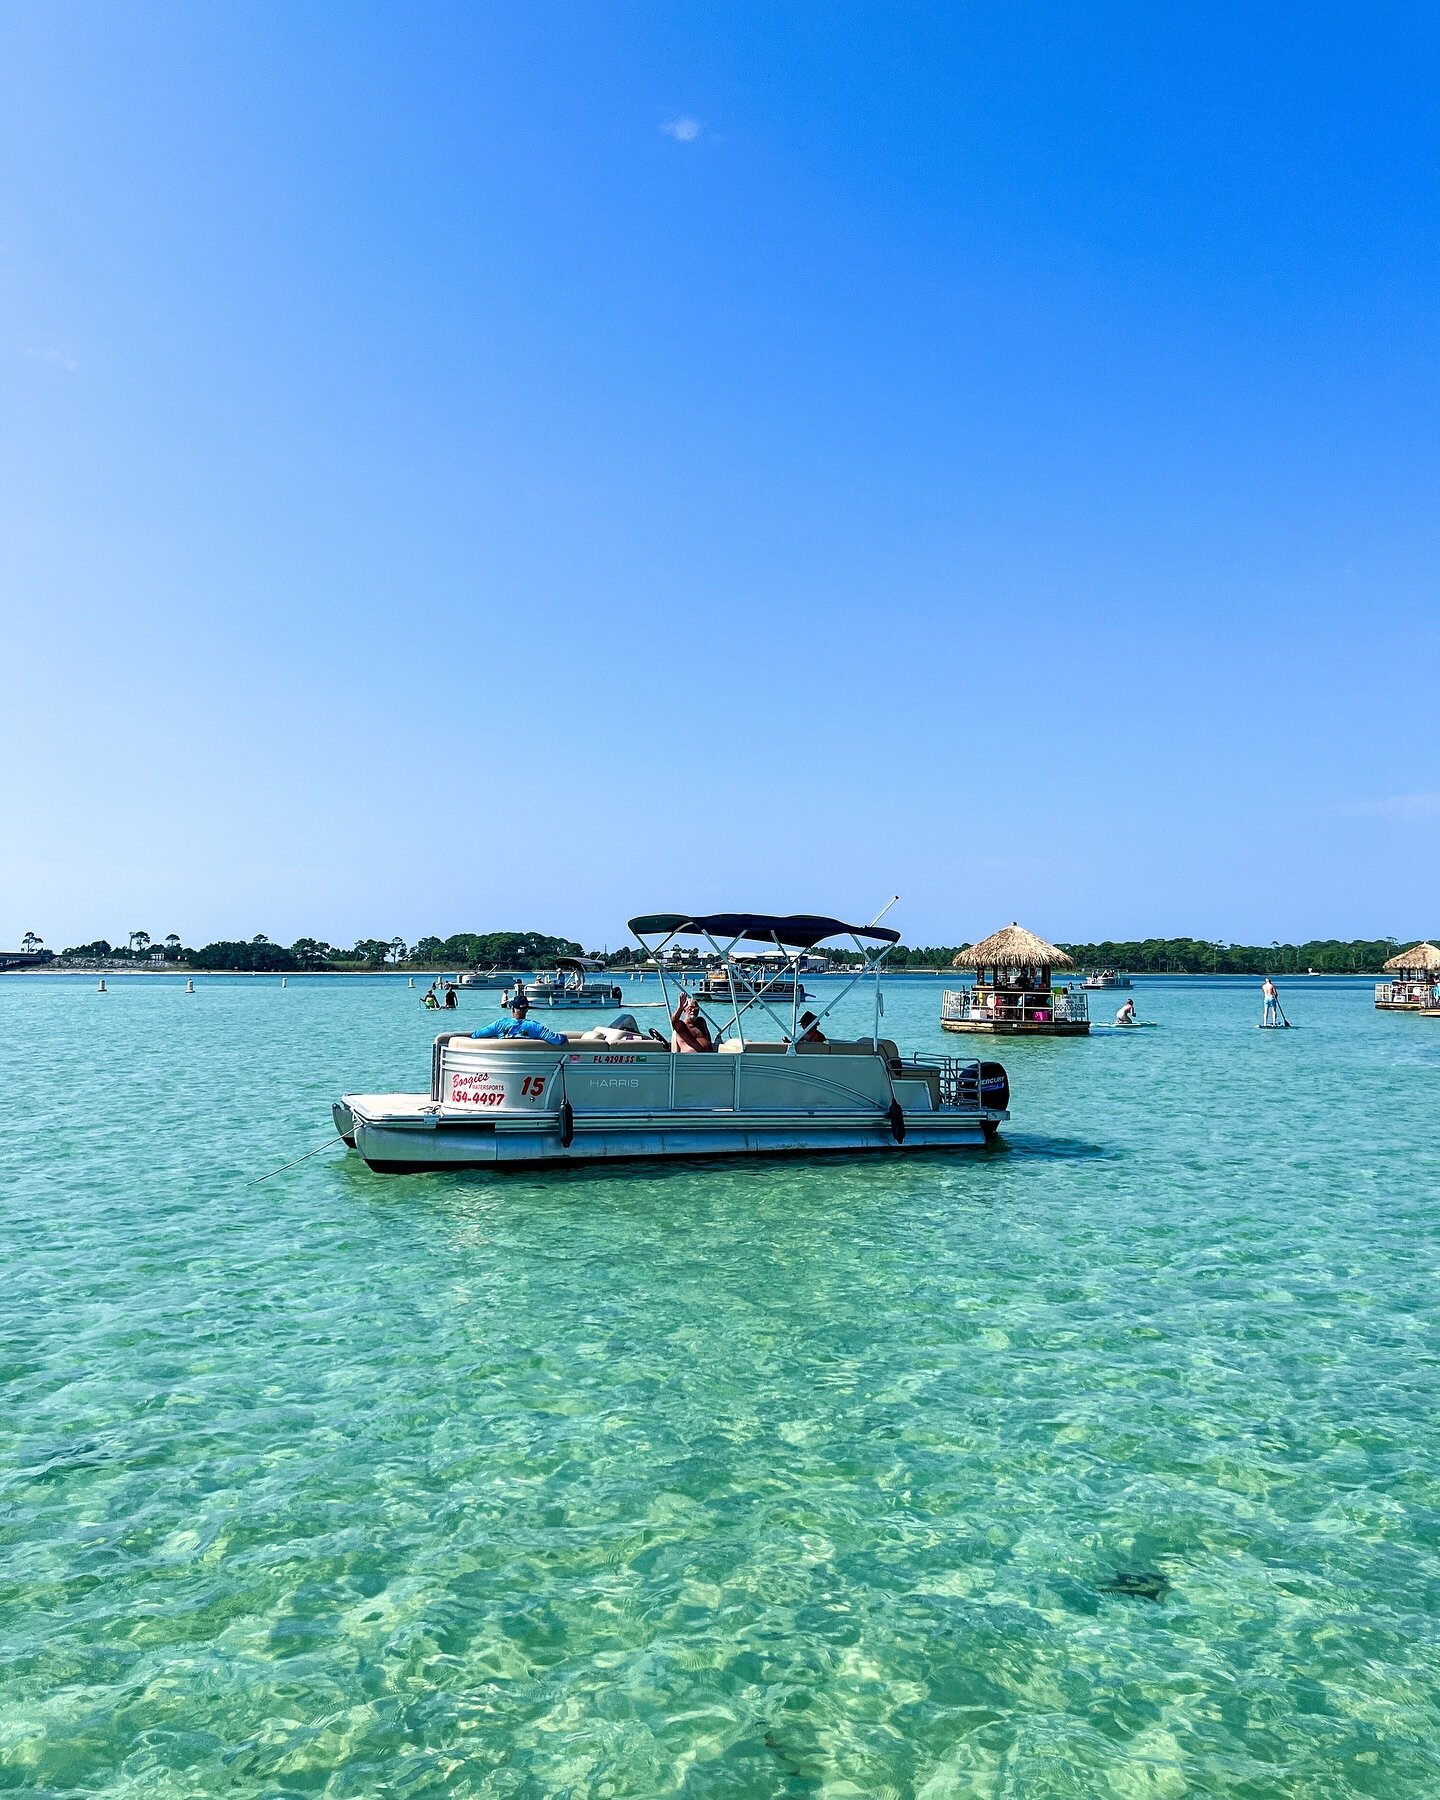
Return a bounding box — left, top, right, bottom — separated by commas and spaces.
2, 3, 1437, 952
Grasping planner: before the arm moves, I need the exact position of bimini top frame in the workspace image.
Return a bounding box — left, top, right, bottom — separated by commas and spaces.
627, 910, 901, 1050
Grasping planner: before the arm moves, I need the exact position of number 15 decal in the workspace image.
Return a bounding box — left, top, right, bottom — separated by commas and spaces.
520, 1075, 548, 1096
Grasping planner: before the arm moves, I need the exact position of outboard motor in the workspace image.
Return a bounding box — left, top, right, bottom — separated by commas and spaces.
978, 1061, 1010, 1111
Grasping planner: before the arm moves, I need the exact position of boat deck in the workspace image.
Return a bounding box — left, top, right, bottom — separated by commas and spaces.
941, 1017, 1090, 1036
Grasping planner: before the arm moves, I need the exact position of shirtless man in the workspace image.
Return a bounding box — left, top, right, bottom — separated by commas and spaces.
670, 992, 717, 1053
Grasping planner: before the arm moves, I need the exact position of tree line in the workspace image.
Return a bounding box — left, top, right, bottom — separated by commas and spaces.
821, 945, 970, 969
47, 930, 1430, 975
1054, 938, 1415, 975
57, 930, 586, 972
771, 937, 1424, 974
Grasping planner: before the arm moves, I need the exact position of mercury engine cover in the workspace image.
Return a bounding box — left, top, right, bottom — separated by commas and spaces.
978, 1062, 1010, 1111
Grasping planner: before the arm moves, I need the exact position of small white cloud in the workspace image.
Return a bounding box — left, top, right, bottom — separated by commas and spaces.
24, 345, 80, 373
1338, 793, 1440, 819
661, 117, 701, 142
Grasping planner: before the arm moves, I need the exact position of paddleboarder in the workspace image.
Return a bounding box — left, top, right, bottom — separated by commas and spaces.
1262, 976, 1282, 1027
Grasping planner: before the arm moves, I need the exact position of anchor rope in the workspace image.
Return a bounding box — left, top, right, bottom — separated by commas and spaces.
247, 1132, 346, 1186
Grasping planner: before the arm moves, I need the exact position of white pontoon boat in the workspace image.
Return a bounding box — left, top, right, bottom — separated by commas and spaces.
334, 911, 1010, 1171
501, 959, 624, 1009
682, 961, 807, 1006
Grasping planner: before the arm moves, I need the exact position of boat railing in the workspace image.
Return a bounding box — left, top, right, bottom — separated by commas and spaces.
687, 972, 803, 998
900, 1053, 983, 1108
941, 986, 1088, 1025
1376, 980, 1437, 1006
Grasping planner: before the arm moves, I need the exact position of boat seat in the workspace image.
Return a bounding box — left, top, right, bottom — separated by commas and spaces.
567, 1027, 665, 1046
447, 1036, 566, 1050
892, 1066, 942, 1108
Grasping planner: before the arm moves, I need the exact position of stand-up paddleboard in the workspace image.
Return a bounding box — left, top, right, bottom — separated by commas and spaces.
1094, 1021, 1159, 1031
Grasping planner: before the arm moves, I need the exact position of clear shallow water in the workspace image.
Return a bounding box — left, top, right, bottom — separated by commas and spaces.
3, 973, 1439, 1798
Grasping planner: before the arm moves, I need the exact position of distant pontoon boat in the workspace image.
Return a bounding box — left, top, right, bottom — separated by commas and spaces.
683, 961, 808, 1006
335, 910, 1010, 1170
1081, 969, 1132, 990
501, 959, 624, 1009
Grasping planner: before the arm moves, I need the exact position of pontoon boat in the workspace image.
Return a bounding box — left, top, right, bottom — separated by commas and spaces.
502, 958, 624, 1009
335, 911, 1009, 1170
683, 964, 807, 1005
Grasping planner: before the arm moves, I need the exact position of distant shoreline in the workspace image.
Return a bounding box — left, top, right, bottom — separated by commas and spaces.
5, 965, 1388, 980
7, 964, 478, 978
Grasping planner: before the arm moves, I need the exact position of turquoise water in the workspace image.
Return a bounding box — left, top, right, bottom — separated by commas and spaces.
3, 973, 1440, 1797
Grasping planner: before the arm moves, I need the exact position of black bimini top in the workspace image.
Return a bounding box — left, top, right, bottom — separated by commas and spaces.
628, 912, 901, 950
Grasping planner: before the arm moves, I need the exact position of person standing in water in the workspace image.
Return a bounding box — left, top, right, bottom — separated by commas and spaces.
1262, 976, 1281, 1026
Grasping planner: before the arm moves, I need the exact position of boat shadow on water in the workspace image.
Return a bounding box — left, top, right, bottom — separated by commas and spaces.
991, 1130, 1114, 1161
341, 1159, 1018, 1252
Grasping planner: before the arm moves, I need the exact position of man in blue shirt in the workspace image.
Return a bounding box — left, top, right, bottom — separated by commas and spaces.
471, 993, 567, 1045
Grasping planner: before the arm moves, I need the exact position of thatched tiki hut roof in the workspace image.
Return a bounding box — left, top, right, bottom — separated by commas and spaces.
953, 923, 1075, 971
1382, 941, 1440, 974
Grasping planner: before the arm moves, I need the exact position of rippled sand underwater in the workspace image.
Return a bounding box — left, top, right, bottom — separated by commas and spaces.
3, 973, 1439, 1797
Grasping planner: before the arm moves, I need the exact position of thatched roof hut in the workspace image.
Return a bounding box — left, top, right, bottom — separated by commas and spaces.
953, 924, 1074, 971
1382, 942, 1440, 974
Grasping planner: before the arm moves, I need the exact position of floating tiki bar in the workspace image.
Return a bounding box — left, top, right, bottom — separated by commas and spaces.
941, 923, 1090, 1036
1375, 942, 1440, 1012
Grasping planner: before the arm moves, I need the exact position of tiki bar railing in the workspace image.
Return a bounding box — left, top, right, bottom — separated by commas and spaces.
942, 986, 1089, 1026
